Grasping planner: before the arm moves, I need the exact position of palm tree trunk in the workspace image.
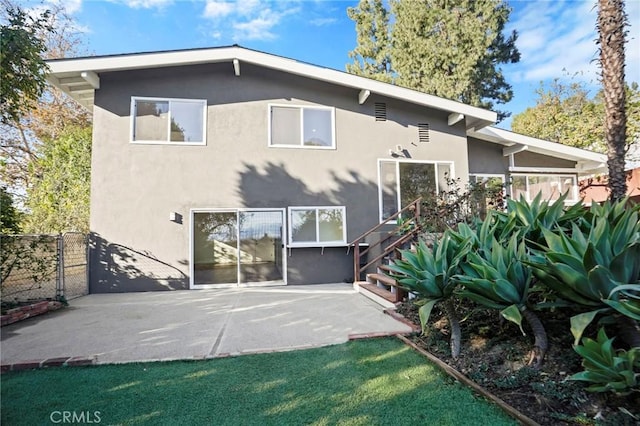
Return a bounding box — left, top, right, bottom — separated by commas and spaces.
522, 307, 548, 369
442, 299, 461, 359
597, 0, 628, 201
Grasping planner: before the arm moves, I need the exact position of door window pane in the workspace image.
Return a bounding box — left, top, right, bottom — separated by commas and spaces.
437, 164, 451, 193
239, 211, 283, 283
380, 161, 398, 220
399, 162, 436, 209
193, 212, 238, 285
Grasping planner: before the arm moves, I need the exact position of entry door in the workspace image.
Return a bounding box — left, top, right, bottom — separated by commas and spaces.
191, 209, 286, 288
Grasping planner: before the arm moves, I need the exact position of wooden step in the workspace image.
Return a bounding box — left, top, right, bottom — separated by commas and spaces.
376, 264, 395, 273
367, 272, 397, 287
366, 273, 407, 303
353, 282, 397, 309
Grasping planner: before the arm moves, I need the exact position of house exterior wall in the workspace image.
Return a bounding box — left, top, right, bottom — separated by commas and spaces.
513, 151, 577, 168
467, 137, 509, 175
89, 62, 469, 292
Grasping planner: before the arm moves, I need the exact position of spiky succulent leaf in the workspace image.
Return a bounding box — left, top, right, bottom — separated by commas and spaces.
570, 328, 640, 394
500, 304, 524, 335
418, 300, 439, 334
571, 309, 609, 345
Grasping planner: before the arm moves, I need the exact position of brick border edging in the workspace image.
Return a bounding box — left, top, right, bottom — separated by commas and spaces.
1, 356, 96, 373
1, 301, 64, 327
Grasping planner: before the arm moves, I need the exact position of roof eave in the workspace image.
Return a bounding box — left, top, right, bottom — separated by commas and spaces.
45, 46, 497, 127
470, 127, 608, 173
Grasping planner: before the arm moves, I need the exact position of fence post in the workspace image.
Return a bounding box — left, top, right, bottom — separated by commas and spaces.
56, 234, 65, 299
85, 233, 90, 296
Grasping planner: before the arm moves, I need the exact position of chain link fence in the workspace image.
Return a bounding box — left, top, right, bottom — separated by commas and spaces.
1, 233, 88, 305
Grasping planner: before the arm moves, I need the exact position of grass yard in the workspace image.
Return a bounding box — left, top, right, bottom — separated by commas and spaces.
1, 338, 515, 425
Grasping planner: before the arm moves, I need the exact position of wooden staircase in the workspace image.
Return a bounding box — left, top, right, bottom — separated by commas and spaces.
350, 198, 422, 308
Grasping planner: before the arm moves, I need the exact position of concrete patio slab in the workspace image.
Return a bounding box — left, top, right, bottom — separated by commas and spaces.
1, 284, 412, 365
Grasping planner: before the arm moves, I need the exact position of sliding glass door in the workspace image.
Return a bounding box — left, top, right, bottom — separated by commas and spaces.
191, 209, 285, 288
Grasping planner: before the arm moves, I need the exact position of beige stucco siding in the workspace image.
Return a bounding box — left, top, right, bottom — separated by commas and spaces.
90, 63, 468, 291
467, 137, 509, 175
513, 151, 577, 168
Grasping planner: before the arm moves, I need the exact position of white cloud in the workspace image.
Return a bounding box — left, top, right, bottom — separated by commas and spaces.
234, 16, 279, 40
122, 0, 173, 9
236, 0, 261, 17
508, 0, 640, 85
49, 0, 83, 14
203, 1, 235, 19
309, 17, 337, 27
201, 0, 300, 42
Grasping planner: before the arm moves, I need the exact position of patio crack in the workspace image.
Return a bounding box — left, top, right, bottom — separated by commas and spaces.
207, 290, 242, 357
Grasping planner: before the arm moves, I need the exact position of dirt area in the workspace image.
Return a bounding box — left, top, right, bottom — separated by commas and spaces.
396, 301, 640, 426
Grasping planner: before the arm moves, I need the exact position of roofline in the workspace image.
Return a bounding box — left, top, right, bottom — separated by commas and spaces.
45, 45, 497, 130
470, 126, 608, 172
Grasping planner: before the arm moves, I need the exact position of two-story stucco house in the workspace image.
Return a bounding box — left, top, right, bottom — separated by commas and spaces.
46, 46, 607, 293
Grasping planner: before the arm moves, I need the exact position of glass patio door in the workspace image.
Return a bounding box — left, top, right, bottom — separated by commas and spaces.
191, 209, 285, 288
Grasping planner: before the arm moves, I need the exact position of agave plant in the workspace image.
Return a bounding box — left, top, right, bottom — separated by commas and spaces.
570, 327, 640, 394
526, 207, 640, 346
454, 234, 548, 368
491, 192, 586, 249
387, 231, 471, 358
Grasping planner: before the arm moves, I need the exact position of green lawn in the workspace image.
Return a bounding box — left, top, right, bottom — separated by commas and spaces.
1, 338, 515, 425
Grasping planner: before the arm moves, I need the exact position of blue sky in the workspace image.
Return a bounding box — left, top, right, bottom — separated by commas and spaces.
26, 0, 640, 128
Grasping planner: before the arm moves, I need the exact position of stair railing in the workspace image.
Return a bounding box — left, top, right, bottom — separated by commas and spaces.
350, 198, 422, 282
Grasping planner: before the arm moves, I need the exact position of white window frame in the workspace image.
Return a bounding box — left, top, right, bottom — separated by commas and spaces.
469, 173, 506, 185
469, 173, 507, 210
377, 159, 455, 223
130, 96, 207, 145
509, 174, 579, 203
268, 104, 336, 150
287, 206, 347, 247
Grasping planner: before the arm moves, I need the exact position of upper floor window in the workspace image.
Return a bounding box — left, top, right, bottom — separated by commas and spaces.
511, 174, 578, 202
269, 104, 335, 149
131, 97, 207, 145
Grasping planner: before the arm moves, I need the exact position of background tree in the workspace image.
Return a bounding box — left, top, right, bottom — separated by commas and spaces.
0, 2, 51, 125
347, 0, 520, 121
0, 187, 21, 234
23, 126, 91, 233
512, 79, 640, 154
0, 1, 92, 233
597, 0, 628, 201
346, 0, 393, 83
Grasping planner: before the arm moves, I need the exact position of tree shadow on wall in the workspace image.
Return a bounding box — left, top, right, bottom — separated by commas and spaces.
238, 161, 382, 238
89, 233, 188, 293
237, 162, 388, 284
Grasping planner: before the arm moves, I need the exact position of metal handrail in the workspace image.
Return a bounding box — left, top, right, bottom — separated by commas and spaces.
351, 198, 422, 281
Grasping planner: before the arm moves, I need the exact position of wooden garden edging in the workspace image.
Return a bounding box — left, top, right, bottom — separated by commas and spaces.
396, 334, 541, 426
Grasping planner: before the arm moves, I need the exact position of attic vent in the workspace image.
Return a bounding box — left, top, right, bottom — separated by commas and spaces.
418, 123, 430, 143
374, 102, 387, 121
